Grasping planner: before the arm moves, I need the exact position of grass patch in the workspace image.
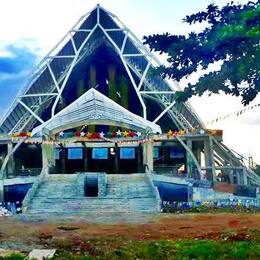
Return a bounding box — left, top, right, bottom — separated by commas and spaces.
51, 239, 260, 259
2, 240, 260, 259
3, 253, 26, 260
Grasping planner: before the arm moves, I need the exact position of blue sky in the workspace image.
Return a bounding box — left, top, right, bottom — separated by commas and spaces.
0, 0, 259, 163
0, 44, 38, 113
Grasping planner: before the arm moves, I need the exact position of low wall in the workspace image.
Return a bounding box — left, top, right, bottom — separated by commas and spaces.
151, 174, 188, 185
193, 187, 258, 201
76, 172, 107, 197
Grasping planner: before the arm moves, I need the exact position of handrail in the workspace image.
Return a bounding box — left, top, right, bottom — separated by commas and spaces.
22, 166, 49, 213
145, 172, 161, 212
0, 139, 26, 179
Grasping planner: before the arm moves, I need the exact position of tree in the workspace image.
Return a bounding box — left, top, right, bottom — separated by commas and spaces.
144, 1, 260, 105
253, 164, 260, 176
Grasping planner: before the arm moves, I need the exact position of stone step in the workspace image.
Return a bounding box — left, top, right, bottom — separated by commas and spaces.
26, 174, 159, 214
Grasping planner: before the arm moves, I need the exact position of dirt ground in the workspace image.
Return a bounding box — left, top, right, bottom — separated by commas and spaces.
0, 213, 259, 251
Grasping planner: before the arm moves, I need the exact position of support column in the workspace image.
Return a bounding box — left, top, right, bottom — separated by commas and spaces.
185, 140, 193, 178
41, 142, 52, 174
204, 136, 216, 182
7, 143, 15, 177
115, 143, 119, 174
0, 179, 4, 203
228, 169, 234, 184
242, 168, 248, 185
194, 142, 202, 166
143, 141, 153, 172
83, 147, 88, 172
61, 147, 66, 174
137, 144, 142, 173
162, 145, 167, 165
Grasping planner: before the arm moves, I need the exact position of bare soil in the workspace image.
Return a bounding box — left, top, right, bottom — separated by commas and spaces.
0, 213, 259, 251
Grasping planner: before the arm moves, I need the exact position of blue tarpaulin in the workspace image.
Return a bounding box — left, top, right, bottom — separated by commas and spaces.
92, 148, 108, 159
120, 147, 135, 159
153, 181, 190, 202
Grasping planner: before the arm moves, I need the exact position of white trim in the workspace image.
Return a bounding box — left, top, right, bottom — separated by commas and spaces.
47, 55, 75, 59
140, 91, 175, 94
121, 30, 129, 53
97, 4, 100, 24
0, 139, 25, 178
47, 63, 61, 94
138, 62, 151, 91
51, 24, 99, 117
123, 54, 145, 57
153, 101, 176, 124
175, 135, 202, 178
18, 100, 44, 124
105, 28, 125, 32
69, 33, 78, 54
99, 25, 147, 119
70, 29, 92, 33
18, 93, 58, 98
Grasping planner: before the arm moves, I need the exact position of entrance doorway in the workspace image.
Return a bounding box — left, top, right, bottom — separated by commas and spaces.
53, 145, 143, 174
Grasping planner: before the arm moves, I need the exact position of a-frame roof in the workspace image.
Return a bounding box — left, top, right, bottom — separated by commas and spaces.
32, 88, 162, 136
0, 4, 204, 135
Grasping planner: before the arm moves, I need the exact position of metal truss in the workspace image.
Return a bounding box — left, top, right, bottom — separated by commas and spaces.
0, 4, 205, 176
1, 5, 259, 186
0, 4, 204, 138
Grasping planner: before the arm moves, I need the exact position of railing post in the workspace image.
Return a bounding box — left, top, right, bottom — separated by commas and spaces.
242, 168, 248, 185
7, 142, 15, 177
0, 177, 4, 203
204, 136, 216, 182
186, 139, 193, 178
143, 140, 154, 173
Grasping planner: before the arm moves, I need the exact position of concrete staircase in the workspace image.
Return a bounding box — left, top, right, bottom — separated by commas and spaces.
25, 174, 160, 215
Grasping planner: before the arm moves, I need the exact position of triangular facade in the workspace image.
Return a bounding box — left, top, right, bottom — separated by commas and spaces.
0, 4, 203, 135
0, 5, 259, 186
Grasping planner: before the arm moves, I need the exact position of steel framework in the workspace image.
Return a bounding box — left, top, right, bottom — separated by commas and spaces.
0, 5, 259, 186
0, 4, 203, 136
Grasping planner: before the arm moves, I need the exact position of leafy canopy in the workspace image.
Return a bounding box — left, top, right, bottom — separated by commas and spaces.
144, 1, 260, 105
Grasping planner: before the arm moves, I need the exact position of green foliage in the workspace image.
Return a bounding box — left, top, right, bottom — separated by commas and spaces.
52, 251, 92, 260
144, 1, 260, 105
253, 164, 260, 176
4, 240, 260, 259
3, 253, 26, 260
51, 240, 260, 260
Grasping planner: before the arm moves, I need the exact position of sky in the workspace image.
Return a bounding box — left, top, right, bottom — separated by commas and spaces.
0, 0, 259, 164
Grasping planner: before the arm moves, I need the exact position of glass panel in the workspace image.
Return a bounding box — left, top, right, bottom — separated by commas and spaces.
92, 148, 108, 159
120, 147, 135, 159
68, 148, 83, 159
